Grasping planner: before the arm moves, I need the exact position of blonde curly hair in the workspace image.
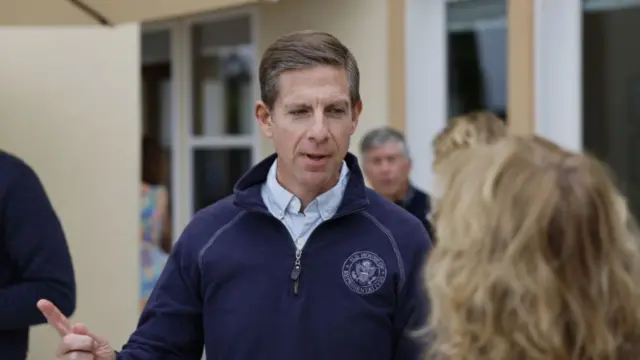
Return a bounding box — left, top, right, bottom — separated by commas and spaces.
424, 135, 640, 360
429, 111, 507, 222
432, 111, 507, 170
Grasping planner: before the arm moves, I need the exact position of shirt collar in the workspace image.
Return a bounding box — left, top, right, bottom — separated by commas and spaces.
265, 159, 350, 220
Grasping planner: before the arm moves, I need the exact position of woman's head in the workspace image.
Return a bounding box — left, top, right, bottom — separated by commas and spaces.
430, 111, 507, 210
425, 135, 640, 360
432, 111, 507, 170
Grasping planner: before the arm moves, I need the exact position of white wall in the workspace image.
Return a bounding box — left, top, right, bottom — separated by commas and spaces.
405, 0, 447, 192
258, 0, 389, 159
534, 0, 582, 151
0, 26, 140, 358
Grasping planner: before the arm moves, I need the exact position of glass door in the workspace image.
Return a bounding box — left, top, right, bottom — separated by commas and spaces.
187, 13, 258, 214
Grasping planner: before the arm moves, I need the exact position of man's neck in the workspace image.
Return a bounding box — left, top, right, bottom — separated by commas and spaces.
276, 171, 340, 211
389, 182, 411, 203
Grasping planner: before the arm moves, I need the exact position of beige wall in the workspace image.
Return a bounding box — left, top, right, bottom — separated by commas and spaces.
0, 26, 141, 358
257, 0, 389, 159
508, 0, 535, 135
387, 0, 406, 133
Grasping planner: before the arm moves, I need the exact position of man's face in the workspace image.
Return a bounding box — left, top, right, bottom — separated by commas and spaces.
363, 141, 411, 200
256, 65, 362, 193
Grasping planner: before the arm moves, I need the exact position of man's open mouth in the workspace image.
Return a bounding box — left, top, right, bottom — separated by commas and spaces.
305, 154, 329, 161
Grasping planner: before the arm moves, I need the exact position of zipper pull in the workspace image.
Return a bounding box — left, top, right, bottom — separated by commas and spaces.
290, 249, 302, 295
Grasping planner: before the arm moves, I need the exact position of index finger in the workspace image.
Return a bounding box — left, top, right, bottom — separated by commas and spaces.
37, 299, 71, 337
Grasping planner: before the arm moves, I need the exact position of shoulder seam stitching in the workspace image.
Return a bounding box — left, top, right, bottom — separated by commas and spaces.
360, 211, 407, 291
197, 210, 247, 272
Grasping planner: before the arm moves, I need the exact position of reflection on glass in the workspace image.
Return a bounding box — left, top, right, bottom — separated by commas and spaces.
141, 29, 173, 253
447, 0, 508, 120
583, 2, 640, 217
191, 16, 254, 136
140, 29, 173, 311
193, 149, 252, 212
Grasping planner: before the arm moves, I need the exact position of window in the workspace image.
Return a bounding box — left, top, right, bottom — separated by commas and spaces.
189, 14, 257, 213
141, 8, 260, 237
447, 0, 508, 120
583, 0, 640, 216
193, 149, 252, 210
191, 16, 254, 137
141, 29, 174, 253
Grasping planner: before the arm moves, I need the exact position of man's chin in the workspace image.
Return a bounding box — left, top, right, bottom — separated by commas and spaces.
380, 190, 403, 202
373, 187, 394, 198
298, 171, 338, 189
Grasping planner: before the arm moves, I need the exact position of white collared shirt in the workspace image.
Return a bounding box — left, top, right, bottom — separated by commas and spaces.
260, 159, 349, 250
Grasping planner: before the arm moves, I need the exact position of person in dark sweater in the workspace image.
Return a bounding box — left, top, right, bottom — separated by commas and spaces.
39, 30, 432, 360
360, 127, 434, 237
0, 151, 76, 360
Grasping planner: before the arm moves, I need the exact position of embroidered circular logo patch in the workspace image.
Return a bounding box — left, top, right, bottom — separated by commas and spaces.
342, 251, 387, 295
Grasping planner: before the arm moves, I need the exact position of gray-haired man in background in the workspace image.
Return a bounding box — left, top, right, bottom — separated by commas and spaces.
360, 127, 433, 237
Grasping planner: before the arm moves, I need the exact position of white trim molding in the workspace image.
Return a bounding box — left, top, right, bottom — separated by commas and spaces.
405, 0, 447, 193
170, 20, 190, 241
534, 0, 583, 151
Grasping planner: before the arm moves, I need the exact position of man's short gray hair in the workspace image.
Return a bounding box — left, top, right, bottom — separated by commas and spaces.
360, 127, 410, 159
259, 30, 360, 109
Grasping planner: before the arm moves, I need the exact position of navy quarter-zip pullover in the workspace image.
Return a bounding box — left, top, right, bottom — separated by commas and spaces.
119, 153, 432, 360
0, 151, 76, 360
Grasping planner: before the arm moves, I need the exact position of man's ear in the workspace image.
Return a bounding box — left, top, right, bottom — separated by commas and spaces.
255, 101, 273, 138
350, 100, 363, 135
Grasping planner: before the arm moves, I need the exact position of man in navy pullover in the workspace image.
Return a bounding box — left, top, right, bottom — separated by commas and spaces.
40, 30, 432, 360
0, 151, 76, 360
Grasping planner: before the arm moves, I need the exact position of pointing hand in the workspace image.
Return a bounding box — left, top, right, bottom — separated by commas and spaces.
37, 299, 116, 360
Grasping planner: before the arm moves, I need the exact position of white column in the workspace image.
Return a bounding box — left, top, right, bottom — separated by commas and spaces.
171, 21, 193, 236
534, 0, 582, 151
405, 0, 447, 192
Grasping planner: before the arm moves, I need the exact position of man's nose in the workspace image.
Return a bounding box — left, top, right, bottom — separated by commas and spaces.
307, 110, 330, 141
379, 161, 393, 174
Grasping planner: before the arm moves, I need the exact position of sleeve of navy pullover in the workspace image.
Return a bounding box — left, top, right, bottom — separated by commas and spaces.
0, 161, 76, 329
392, 224, 432, 360
118, 217, 205, 360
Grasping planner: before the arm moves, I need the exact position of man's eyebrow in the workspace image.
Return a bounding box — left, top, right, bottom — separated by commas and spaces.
283, 102, 310, 109
327, 100, 350, 108
283, 99, 350, 109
